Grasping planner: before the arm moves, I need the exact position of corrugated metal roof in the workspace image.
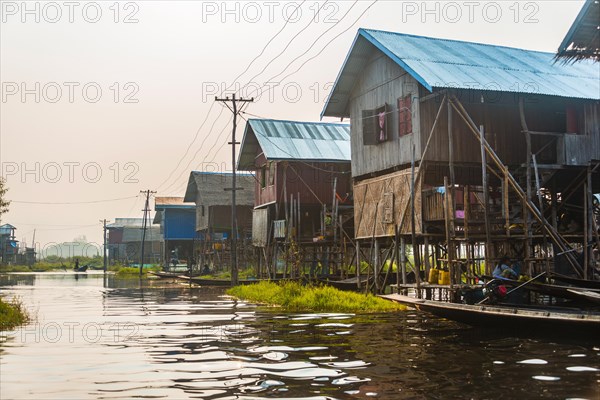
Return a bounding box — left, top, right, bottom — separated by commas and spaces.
323, 28, 600, 118
106, 218, 145, 229
154, 196, 195, 210
238, 119, 350, 169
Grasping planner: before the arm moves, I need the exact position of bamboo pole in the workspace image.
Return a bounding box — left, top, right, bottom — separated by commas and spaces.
479, 125, 493, 276
450, 96, 583, 277
411, 143, 421, 296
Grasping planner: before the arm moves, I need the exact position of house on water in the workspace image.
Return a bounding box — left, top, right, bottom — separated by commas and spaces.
322, 28, 600, 291
106, 218, 163, 265
153, 196, 197, 268
238, 118, 352, 277
183, 171, 254, 271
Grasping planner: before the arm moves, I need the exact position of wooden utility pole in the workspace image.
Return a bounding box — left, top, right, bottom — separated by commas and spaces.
139, 190, 156, 276
215, 94, 254, 286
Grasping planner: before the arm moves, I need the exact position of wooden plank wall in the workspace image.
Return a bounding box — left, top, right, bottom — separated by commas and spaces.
349, 50, 422, 178
354, 168, 422, 239
252, 208, 268, 247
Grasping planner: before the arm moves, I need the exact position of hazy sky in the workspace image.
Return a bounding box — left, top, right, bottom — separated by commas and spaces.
0, 0, 585, 254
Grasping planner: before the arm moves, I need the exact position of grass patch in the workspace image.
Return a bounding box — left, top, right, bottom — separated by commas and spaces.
227, 281, 405, 313
114, 266, 160, 278
0, 296, 30, 330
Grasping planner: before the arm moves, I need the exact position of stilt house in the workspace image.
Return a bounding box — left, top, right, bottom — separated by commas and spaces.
238, 118, 352, 276
183, 171, 254, 270
322, 28, 600, 289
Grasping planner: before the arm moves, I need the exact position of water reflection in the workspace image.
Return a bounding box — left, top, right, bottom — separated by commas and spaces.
0, 273, 598, 399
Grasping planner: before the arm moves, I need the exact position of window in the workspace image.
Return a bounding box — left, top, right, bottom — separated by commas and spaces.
398, 95, 412, 136
268, 162, 275, 186
201, 205, 205, 217
362, 104, 391, 145
260, 165, 266, 188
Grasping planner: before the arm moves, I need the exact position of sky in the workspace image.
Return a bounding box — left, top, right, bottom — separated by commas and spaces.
0, 0, 586, 255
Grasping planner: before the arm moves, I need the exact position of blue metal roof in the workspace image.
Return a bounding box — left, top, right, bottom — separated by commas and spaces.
323, 28, 600, 118
238, 119, 351, 169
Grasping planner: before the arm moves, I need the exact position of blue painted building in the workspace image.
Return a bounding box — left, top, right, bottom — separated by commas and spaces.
153, 197, 198, 267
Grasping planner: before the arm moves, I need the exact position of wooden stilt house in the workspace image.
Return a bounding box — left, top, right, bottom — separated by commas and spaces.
322, 28, 600, 293
183, 171, 255, 271
238, 118, 352, 277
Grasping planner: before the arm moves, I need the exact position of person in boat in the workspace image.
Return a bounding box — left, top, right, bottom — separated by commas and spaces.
201, 264, 211, 275
74, 258, 79, 271
492, 256, 519, 279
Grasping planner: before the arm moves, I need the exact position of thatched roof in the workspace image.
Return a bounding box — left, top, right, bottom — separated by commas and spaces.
556, 0, 599, 62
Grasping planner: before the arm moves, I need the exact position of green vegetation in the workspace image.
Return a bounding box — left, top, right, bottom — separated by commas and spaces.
114, 266, 160, 278
0, 296, 30, 330
227, 281, 405, 313
199, 266, 256, 280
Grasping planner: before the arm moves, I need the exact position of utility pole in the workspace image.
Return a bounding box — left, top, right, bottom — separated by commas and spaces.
215, 94, 254, 286
100, 219, 109, 273
139, 190, 156, 276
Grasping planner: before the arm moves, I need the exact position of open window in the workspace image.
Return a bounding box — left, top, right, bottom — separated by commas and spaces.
398, 95, 412, 136
268, 162, 275, 186
260, 165, 266, 188
362, 104, 391, 145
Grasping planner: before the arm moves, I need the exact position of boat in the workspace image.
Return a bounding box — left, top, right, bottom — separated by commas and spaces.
149, 271, 194, 279
73, 265, 88, 272
381, 293, 600, 336
181, 276, 290, 287
548, 272, 600, 290
318, 276, 371, 291
483, 275, 600, 305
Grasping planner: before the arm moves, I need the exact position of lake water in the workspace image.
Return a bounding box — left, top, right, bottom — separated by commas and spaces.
1, 273, 599, 399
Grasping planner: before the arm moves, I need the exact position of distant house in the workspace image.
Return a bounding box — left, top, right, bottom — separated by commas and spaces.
238, 118, 352, 275
322, 28, 599, 283
106, 218, 163, 265
556, 0, 599, 62
0, 224, 18, 264
183, 171, 254, 269
153, 196, 197, 267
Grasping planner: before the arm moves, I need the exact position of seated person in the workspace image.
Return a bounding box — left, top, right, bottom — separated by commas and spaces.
201, 264, 211, 275
492, 256, 519, 279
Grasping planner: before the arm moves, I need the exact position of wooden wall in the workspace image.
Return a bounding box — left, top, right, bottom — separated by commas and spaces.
255, 161, 351, 209
349, 50, 422, 179
354, 168, 422, 239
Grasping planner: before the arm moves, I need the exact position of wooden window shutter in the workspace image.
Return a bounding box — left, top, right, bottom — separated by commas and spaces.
398, 95, 413, 136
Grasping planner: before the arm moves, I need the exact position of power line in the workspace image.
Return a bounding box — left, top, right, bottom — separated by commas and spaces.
11, 196, 138, 205
156, 2, 306, 192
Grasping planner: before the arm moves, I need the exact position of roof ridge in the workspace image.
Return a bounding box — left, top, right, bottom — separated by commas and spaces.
360, 27, 556, 56
249, 118, 349, 126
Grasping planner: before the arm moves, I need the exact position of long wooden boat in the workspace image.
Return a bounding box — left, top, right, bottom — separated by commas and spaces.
548, 272, 600, 290
381, 294, 600, 336
318, 276, 371, 291
484, 275, 600, 304
149, 271, 193, 279
180, 276, 291, 287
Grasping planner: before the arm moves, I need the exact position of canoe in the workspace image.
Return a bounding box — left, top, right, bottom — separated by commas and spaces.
380, 294, 600, 336
149, 271, 193, 279
181, 276, 290, 287
73, 265, 88, 272
548, 272, 600, 290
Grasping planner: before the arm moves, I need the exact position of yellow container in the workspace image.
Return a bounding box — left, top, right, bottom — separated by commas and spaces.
428, 269, 440, 284
213, 243, 223, 251
438, 270, 450, 285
